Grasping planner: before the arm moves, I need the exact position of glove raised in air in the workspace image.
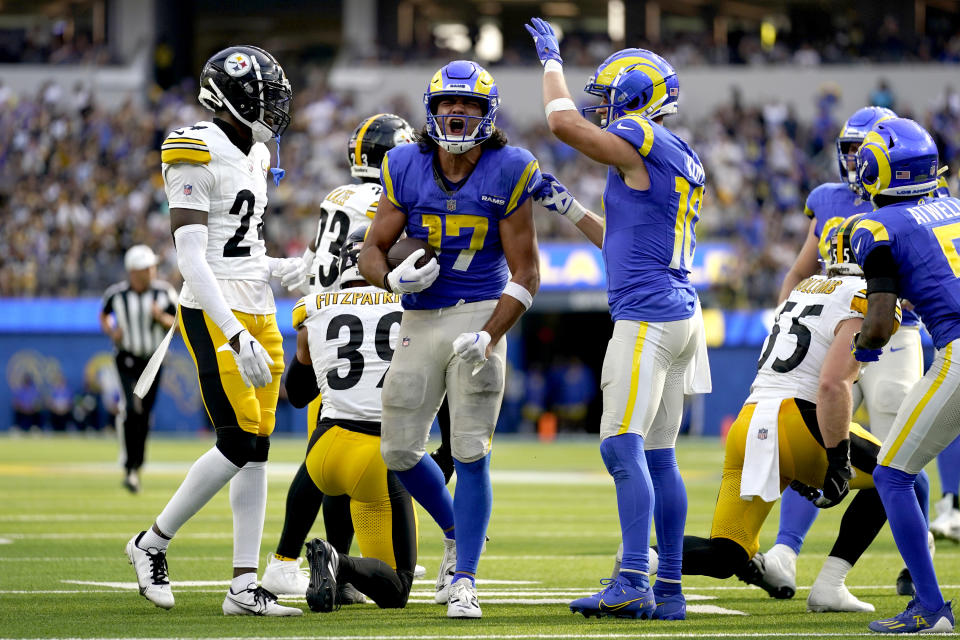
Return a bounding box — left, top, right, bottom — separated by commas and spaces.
525, 17, 563, 66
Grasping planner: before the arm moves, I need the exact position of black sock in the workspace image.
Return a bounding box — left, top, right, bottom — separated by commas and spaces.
323, 494, 354, 555
338, 554, 413, 609
828, 488, 887, 565
681, 535, 749, 579
276, 462, 324, 560
952, 493, 960, 510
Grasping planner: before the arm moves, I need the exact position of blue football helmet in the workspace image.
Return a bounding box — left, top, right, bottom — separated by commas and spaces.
836, 106, 897, 190
582, 48, 679, 125
423, 60, 499, 154
856, 118, 940, 200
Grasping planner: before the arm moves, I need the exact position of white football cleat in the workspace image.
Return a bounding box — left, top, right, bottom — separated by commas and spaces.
742, 543, 797, 599
261, 555, 309, 596
414, 564, 426, 579
807, 582, 875, 612
126, 531, 174, 609
434, 537, 457, 604
930, 495, 960, 543
446, 578, 481, 618
223, 582, 303, 616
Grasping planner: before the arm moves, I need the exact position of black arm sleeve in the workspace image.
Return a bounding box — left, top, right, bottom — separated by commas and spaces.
284, 357, 320, 409
862, 245, 899, 296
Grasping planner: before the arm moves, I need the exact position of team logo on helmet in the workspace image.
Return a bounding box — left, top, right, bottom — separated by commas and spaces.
855, 118, 939, 200
225, 53, 252, 77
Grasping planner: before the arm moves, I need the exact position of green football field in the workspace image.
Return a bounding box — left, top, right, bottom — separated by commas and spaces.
1, 433, 957, 638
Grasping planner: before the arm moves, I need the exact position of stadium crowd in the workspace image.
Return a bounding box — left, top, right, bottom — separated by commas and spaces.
2, 75, 960, 307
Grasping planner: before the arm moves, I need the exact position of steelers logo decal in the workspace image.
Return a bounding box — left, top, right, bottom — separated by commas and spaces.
225, 52, 252, 77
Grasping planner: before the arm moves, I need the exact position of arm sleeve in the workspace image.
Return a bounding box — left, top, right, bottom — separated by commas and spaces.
164, 163, 216, 212
173, 224, 244, 339
862, 245, 900, 296
284, 357, 320, 408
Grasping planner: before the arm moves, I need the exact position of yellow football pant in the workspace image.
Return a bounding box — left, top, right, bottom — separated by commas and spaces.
179, 306, 284, 436
711, 399, 881, 558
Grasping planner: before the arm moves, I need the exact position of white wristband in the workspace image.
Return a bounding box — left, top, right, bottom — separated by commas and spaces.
565, 198, 587, 224
503, 281, 534, 311
543, 59, 564, 74
545, 98, 577, 119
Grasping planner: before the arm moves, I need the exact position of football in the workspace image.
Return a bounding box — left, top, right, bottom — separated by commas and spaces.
387, 236, 436, 269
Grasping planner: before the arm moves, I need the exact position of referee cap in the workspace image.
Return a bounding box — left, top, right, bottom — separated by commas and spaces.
124, 245, 158, 271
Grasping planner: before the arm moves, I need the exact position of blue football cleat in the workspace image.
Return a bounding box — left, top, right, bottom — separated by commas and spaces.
651, 592, 686, 620
869, 599, 954, 634
570, 577, 656, 619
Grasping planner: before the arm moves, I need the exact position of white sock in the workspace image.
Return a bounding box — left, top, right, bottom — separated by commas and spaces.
231, 571, 258, 594
151, 447, 240, 544
230, 460, 267, 569
815, 555, 852, 589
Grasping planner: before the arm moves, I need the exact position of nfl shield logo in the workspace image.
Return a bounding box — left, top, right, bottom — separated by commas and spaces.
183, 184, 193, 196
757, 428, 768, 440
401, 337, 410, 347
446, 199, 457, 211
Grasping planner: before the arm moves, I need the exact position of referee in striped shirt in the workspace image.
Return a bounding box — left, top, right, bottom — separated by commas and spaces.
99, 245, 178, 493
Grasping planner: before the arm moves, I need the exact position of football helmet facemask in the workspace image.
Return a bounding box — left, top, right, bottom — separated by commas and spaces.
348, 113, 415, 180
582, 48, 679, 126
836, 106, 897, 190
824, 214, 865, 277
423, 60, 499, 154
856, 117, 940, 200
339, 226, 368, 286
198, 45, 292, 144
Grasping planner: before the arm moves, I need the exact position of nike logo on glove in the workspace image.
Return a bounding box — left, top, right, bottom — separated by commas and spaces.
399, 277, 417, 284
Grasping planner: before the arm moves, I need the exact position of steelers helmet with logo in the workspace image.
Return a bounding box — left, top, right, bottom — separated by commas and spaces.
198, 45, 292, 143
347, 114, 415, 181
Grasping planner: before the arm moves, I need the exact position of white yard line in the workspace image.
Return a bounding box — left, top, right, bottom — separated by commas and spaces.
0, 634, 900, 639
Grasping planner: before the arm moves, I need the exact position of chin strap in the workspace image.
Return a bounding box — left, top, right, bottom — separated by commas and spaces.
270, 135, 285, 186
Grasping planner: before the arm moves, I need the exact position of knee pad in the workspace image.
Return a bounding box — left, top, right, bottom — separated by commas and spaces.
215, 427, 258, 468
252, 435, 270, 463
451, 435, 489, 463
380, 442, 423, 472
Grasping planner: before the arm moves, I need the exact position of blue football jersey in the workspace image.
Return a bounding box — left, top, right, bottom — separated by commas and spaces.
381, 142, 540, 310
852, 196, 960, 349
802, 182, 922, 326
603, 115, 704, 322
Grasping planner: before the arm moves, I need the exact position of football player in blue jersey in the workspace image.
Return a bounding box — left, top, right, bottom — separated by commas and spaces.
358, 59, 541, 619
850, 117, 958, 633
747, 106, 932, 607
525, 18, 711, 620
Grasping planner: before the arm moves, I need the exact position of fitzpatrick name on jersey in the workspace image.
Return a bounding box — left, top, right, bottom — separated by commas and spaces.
748, 274, 900, 405
853, 196, 960, 349
381, 142, 540, 310
312, 182, 382, 292
292, 286, 403, 424
603, 115, 704, 323
162, 121, 276, 314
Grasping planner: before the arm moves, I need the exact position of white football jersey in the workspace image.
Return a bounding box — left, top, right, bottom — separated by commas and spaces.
162, 120, 276, 314
747, 274, 899, 405
310, 182, 381, 292
292, 285, 402, 423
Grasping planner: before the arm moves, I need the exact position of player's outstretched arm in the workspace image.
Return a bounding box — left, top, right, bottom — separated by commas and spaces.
359, 193, 407, 291
526, 17, 643, 171
533, 172, 603, 248
817, 317, 863, 448
778, 219, 820, 304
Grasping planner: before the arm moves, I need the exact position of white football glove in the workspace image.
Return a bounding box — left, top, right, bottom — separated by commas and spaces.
385, 249, 440, 294
268, 256, 309, 292
453, 330, 491, 367
217, 329, 273, 388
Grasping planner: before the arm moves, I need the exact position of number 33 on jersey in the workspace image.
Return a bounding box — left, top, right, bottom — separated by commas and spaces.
162, 121, 274, 282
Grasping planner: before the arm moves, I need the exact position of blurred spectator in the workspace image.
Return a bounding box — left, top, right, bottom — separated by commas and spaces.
11, 374, 43, 431
47, 371, 73, 431
869, 79, 897, 111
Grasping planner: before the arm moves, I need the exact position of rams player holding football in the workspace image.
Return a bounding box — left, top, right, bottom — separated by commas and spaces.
851, 117, 960, 633
125, 45, 303, 616
359, 59, 541, 618
750, 107, 932, 605
526, 19, 710, 620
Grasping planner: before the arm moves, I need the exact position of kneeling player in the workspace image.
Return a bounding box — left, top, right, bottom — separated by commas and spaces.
284, 227, 420, 611
678, 218, 921, 613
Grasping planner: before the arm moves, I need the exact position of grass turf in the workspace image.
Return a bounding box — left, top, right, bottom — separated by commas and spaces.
0, 433, 956, 638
